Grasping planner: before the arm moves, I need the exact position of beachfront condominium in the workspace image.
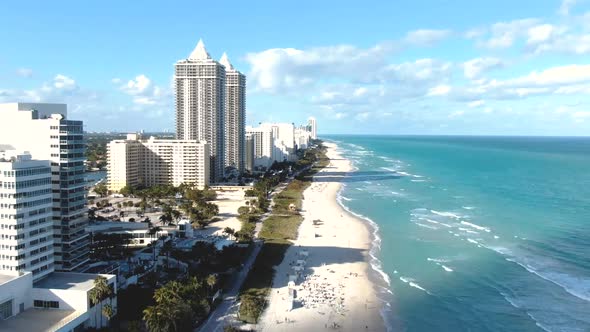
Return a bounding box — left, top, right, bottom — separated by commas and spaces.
175, 39, 225, 182
107, 134, 210, 192
220, 53, 246, 175
246, 125, 274, 168
0, 149, 54, 281
308, 117, 317, 139
294, 126, 312, 150
0, 103, 88, 272
267, 123, 296, 162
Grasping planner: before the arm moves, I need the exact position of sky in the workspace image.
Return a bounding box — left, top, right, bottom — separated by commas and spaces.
1, 0, 590, 135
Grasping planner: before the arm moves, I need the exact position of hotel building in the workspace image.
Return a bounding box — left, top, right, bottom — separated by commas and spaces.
107, 134, 210, 192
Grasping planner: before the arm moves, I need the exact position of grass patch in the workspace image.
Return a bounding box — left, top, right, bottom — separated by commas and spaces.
238, 242, 289, 323
259, 215, 303, 241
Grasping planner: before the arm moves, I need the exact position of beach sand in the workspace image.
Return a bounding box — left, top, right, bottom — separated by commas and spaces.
258, 142, 386, 331
197, 189, 245, 237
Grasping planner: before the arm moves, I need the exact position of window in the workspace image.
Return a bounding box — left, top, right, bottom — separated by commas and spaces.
33, 300, 59, 309
0, 299, 13, 319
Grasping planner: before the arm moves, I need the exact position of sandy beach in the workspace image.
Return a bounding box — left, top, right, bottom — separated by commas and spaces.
258, 142, 385, 331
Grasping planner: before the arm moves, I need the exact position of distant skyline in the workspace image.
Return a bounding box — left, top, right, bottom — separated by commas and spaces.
1, 0, 590, 135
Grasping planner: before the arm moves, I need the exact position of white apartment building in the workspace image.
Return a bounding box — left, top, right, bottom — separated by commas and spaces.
107, 134, 210, 192
294, 127, 312, 150
0, 149, 116, 331
0, 103, 88, 272
175, 39, 225, 182
220, 53, 246, 175
0, 150, 54, 281
308, 117, 317, 139
265, 123, 296, 163
246, 125, 274, 168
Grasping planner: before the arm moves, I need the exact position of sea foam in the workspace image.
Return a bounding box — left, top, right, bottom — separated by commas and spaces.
461, 221, 491, 232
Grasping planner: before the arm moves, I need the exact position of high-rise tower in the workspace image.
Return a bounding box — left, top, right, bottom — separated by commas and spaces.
308, 117, 317, 139
0, 103, 88, 272
220, 52, 246, 174
175, 39, 225, 182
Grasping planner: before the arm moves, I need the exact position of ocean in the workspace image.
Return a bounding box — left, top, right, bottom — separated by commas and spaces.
326, 135, 590, 332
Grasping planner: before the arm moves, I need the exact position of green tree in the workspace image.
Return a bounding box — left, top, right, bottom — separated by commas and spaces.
102, 303, 114, 327
223, 227, 235, 241
94, 183, 108, 197
89, 276, 113, 328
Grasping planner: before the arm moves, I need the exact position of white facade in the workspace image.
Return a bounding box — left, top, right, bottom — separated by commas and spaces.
175, 40, 225, 183
0, 103, 88, 272
0, 150, 54, 281
308, 117, 317, 139
220, 53, 246, 175
107, 134, 210, 192
294, 127, 312, 150
0, 272, 117, 331
246, 125, 274, 168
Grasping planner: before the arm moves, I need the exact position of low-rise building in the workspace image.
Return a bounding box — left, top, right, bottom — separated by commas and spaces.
0, 271, 117, 331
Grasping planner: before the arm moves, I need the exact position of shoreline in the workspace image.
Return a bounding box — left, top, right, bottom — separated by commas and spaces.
258, 142, 387, 331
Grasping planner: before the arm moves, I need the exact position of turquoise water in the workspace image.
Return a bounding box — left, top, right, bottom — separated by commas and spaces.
326, 135, 590, 332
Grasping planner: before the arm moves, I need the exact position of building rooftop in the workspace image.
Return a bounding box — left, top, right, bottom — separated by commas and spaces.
219, 52, 234, 70
87, 221, 149, 233
188, 39, 211, 60
33, 272, 111, 291
0, 308, 81, 332
0, 274, 18, 286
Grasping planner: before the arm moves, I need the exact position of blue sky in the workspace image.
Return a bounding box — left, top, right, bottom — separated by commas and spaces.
1, 0, 590, 135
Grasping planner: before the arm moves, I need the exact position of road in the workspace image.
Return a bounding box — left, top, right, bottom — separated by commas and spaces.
197, 240, 263, 332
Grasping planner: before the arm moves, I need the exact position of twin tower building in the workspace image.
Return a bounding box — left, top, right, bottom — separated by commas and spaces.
108, 40, 246, 191
175, 39, 246, 182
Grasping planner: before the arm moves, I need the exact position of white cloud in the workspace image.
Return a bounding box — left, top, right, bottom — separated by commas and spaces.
468, 100, 485, 108
245, 42, 395, 93
119, 74, 168, 106
111, 78, 122, 84
405, 29, 452, 46
16, 68, 33, 78
558, 0, 578, 15
463, 57, 503, 79
572, 111, 590, 122
355, 112, 370, 121
475, 18, 540, 49
527, 24, 557, 44
53, 74, 77, 90
427, 84, 452, 96
508, 64, 590, 86
449, 110, 465, 118
122, 74, 152, 95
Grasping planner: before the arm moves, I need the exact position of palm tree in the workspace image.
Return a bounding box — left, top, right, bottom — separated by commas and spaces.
102, 304, 114, 327
148, 226, 163, 262
206, 274, 217, 290
161, 240, 174, 269
143, 304, 171, 332
171, 209, 181, 223
223, 227, 235, 240
159, 213, 172, 226
89, 276, 113, 328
